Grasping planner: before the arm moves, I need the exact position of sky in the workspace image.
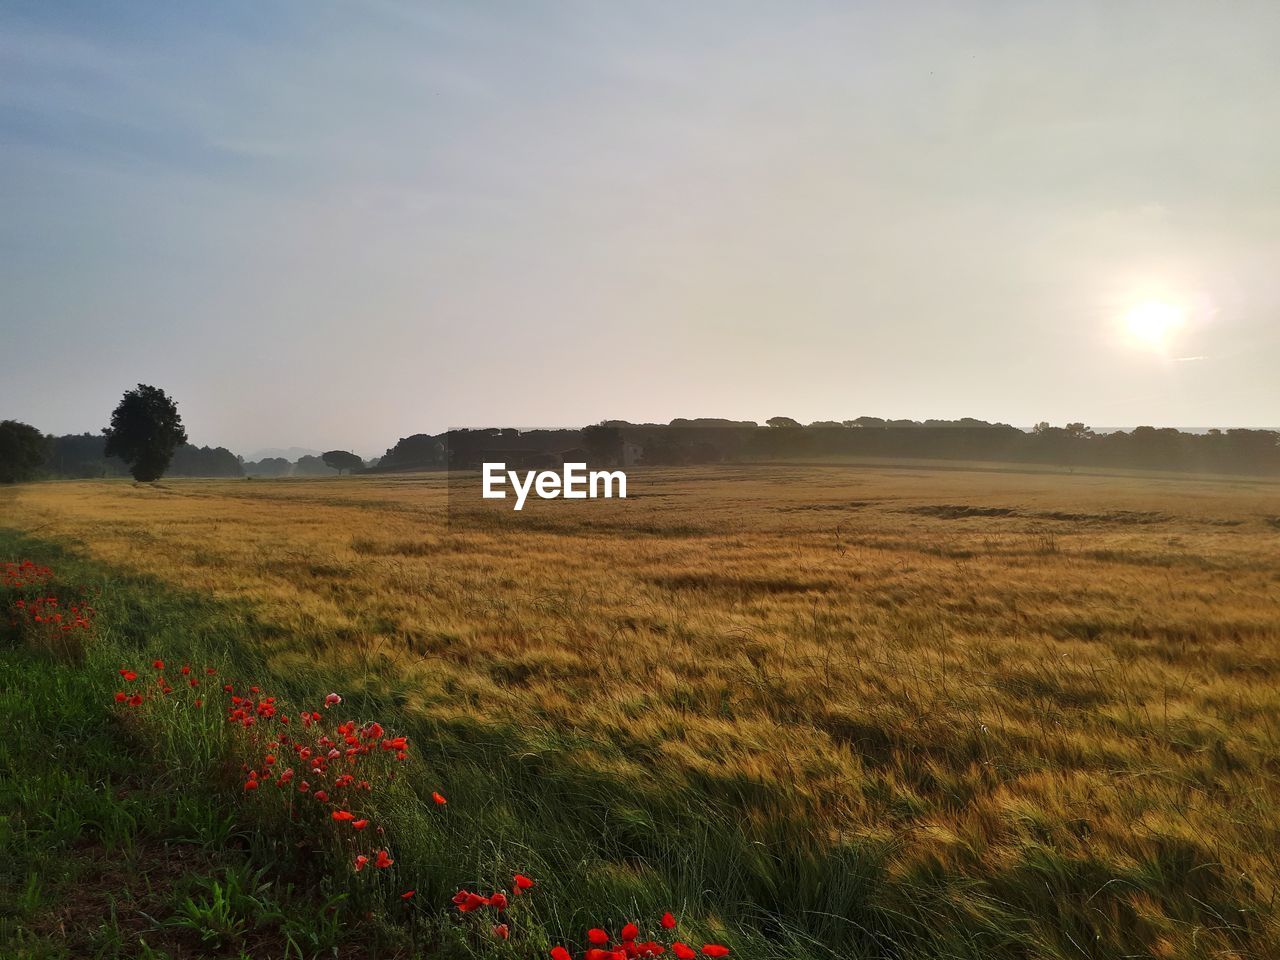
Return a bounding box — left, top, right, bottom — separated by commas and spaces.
2, 1, 1278, 456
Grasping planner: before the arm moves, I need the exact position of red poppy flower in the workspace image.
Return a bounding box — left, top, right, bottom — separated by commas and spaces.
493, 923, 510, 940
351, 819, 369, 830
588, 929, 610, 945
489, 891, 508, 910
152, 660, 164, 669
621, 923, 639, 941
672, 945, 696, 960
400, 890, 415, 900
702, 946, 730, 957
514, 873, 535, 891
551, 949, 572, 960
119, 669, 137, 681
332, 810, 355, 821
354, 855, 369, 872
458, 892, 490, 912
432, 791, 447, 805
375, 849, 394, 869
114, 691, 127, 702
662, 913, 677, 929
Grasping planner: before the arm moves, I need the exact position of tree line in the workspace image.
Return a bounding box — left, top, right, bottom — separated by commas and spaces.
1, 385, 361, 483
4, 387, 1279, 483
375, 419, 1280, 477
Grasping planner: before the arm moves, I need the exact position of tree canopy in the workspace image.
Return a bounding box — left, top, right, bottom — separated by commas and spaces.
103, 384, 188, 482
321, 450, 364, 475
0, 420, 49, 483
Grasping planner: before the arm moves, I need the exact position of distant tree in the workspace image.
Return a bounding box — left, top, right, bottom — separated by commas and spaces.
1032, 421, 1052, 435
103, 385, 187, 482
242, 456, 292, 477
0, 420, 49, 483
582, 425, 622, 464
766, 416, 802, 428
294, 454, 338, 476
322, 450, 364, 475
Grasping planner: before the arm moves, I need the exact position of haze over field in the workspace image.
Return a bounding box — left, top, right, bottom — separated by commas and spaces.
3, 1, 1279, 452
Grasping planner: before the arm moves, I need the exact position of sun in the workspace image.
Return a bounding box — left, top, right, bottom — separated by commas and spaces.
1123, 300, 1185, 350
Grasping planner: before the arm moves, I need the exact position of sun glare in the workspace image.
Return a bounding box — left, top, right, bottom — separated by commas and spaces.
1123, 300, 1185, 350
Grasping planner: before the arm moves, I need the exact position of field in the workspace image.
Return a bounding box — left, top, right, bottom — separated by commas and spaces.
3, 463, 1280, 959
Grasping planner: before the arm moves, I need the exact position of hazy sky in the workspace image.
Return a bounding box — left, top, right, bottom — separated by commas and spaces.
2, 1, 1278, 455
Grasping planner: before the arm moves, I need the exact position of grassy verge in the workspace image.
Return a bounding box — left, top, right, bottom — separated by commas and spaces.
0, 530, 758, 960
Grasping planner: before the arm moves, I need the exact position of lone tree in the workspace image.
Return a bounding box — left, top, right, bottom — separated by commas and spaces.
321, 450, 364, 475
103, 384, 187, 482
0, 420, 49, 483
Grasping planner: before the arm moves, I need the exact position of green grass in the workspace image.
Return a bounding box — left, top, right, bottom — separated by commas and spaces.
0, 529, 778, 960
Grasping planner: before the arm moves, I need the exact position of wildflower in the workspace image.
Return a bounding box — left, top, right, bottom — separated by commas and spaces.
662, 913, 677, 929
244, 779, 259, 791
588, 929, 610, 945
375, 849, 394, 869
114, 692, 127, 702
400, 890, 415, 900
513, 873, 535, 892
324, 692, 342, 708
432, 791, 447, 805
457, 891, 490, 912
489, 891, 508, 910
180, 665, 191, 675
493, 923, 510, 940
313, 790, 328, 802
152, 660, 164, 669
351, 819, 369, 830
672, 945, 696, 960
332, 810, 355, 822
354, 855, 369, 872
194, 698, 202, 708
621, 923, 639, 942
702, 947, 730, 957
551, 950, 572, 960
119, 669, 137, 681
128, 694, 144, 706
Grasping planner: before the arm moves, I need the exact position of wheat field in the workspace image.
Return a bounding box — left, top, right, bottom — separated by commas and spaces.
4, 463, 1279, 958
